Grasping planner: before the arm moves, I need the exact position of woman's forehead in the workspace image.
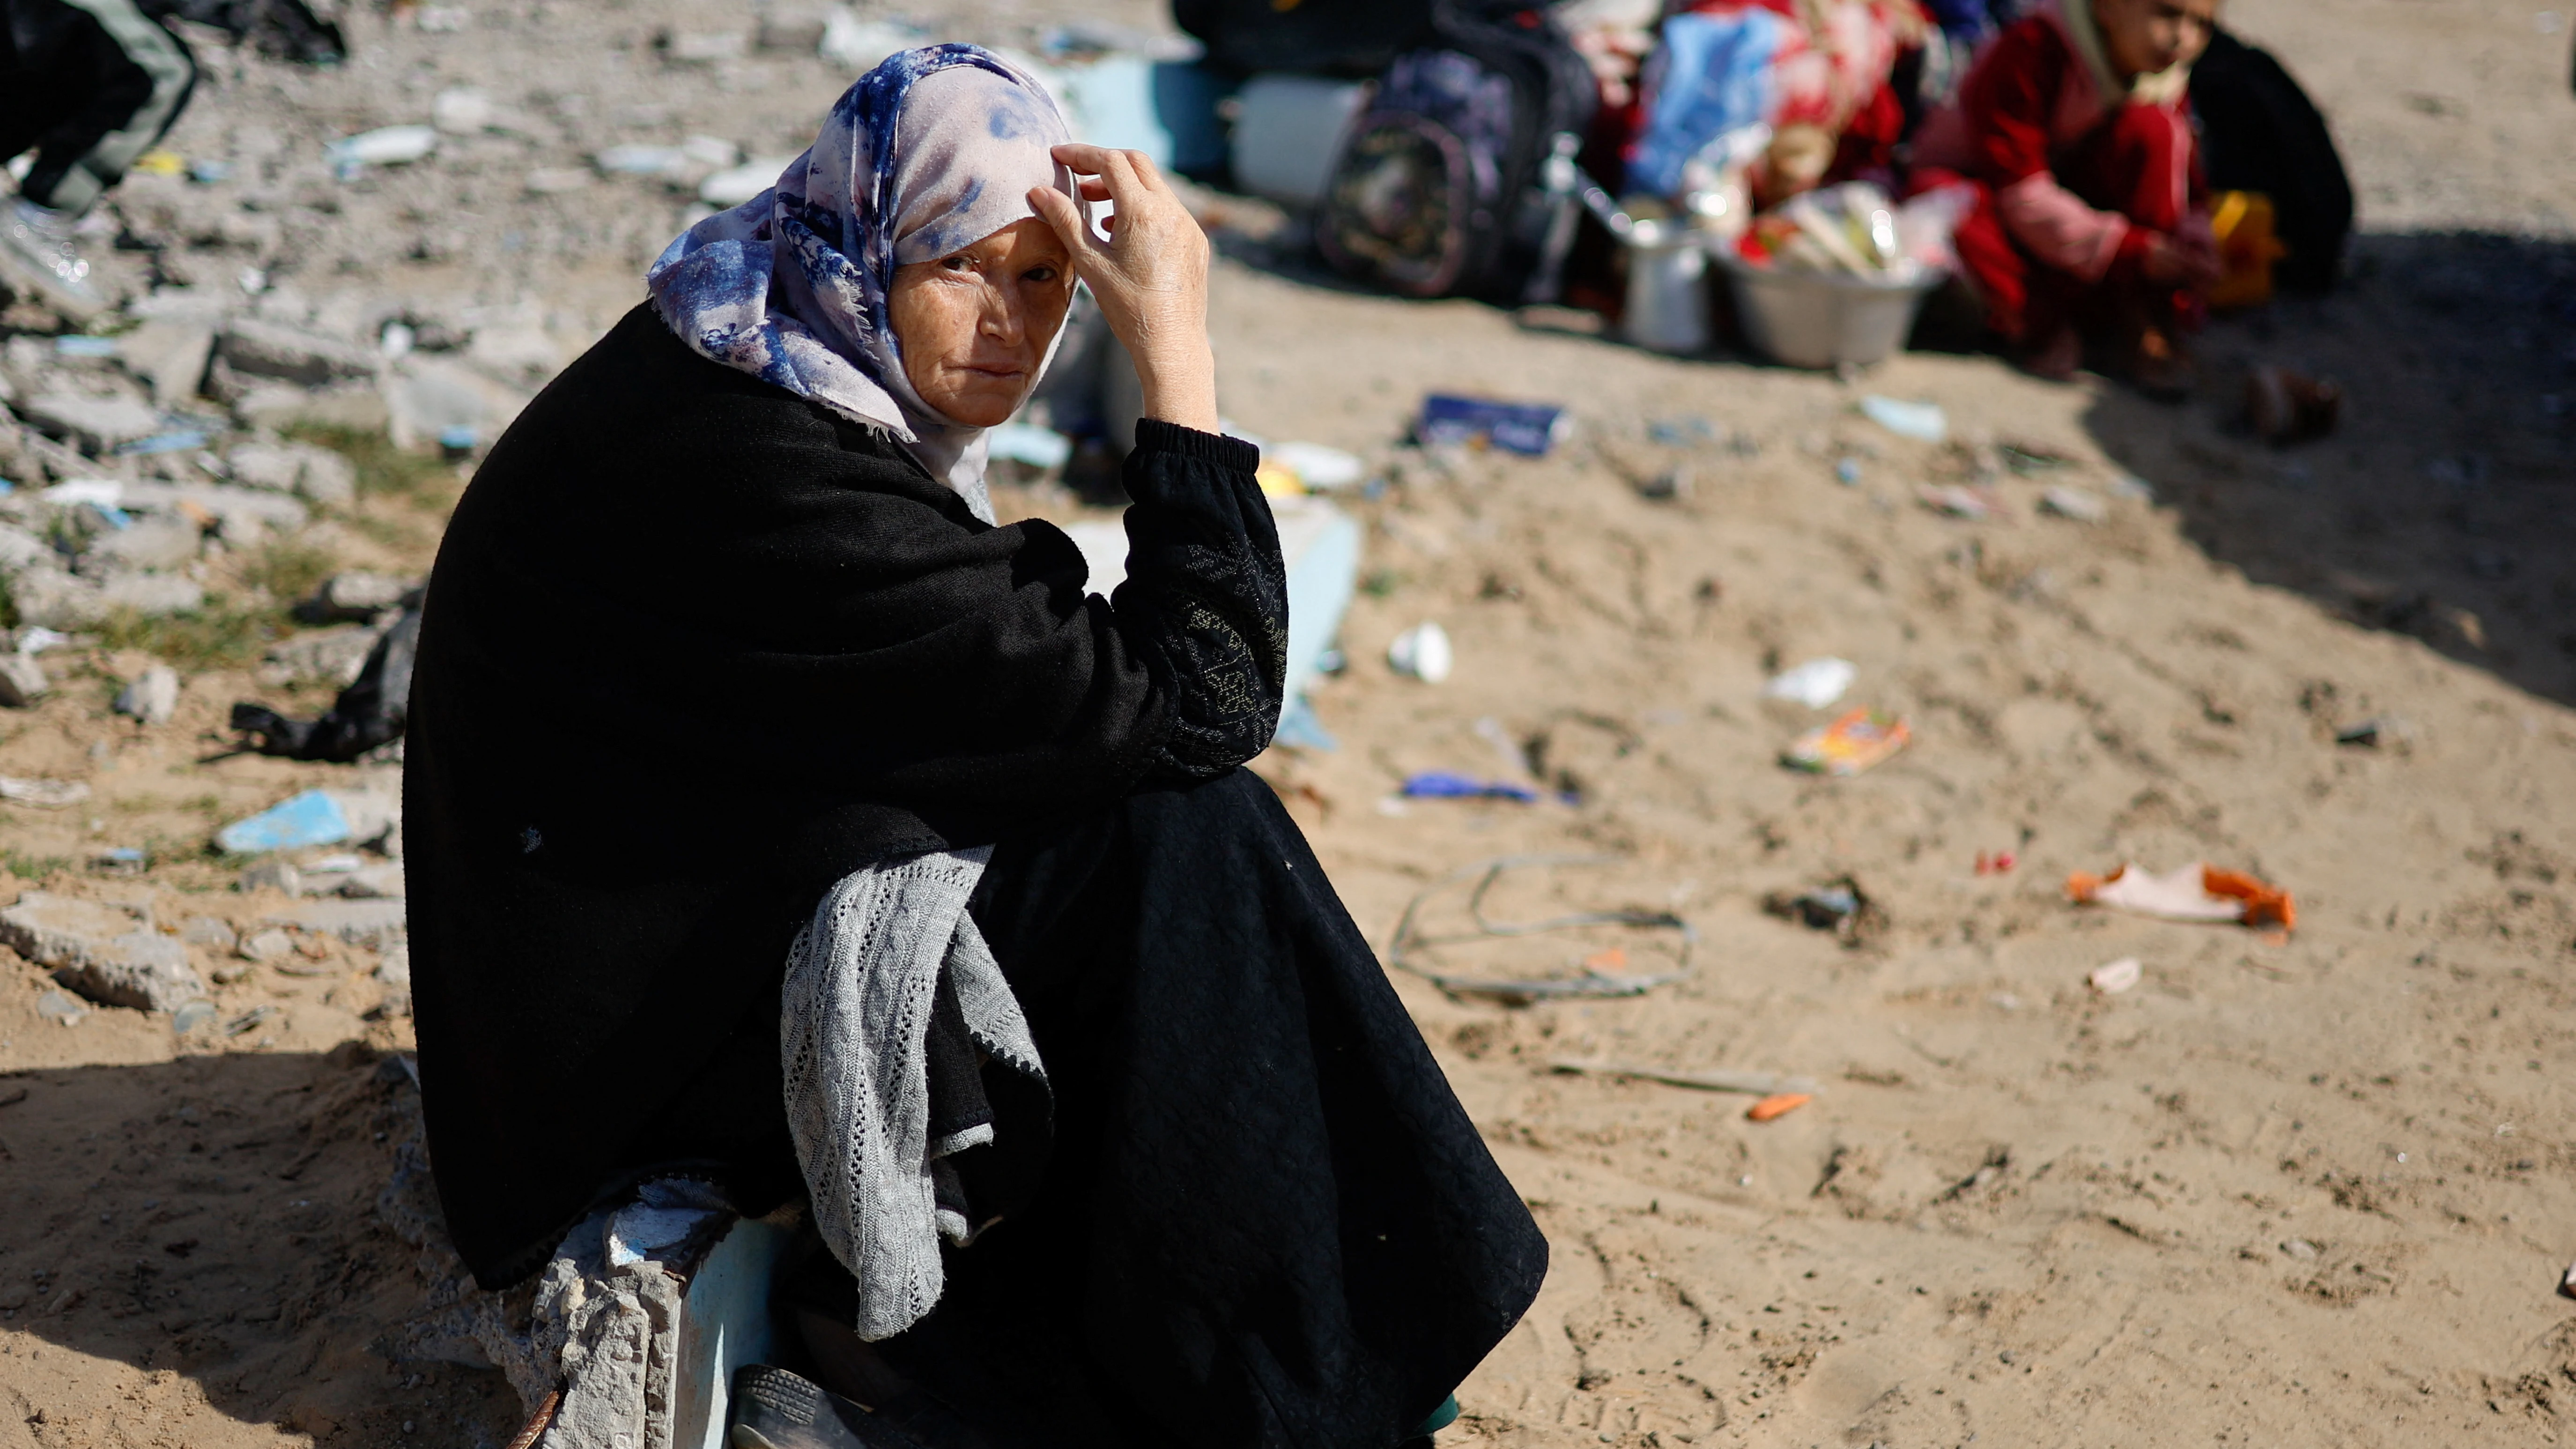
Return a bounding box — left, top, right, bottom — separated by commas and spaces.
947, 215, 1070, 265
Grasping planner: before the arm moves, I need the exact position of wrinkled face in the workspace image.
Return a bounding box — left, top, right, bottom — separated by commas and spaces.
2093, 0, 2219, 78
887, 216, 1074, 428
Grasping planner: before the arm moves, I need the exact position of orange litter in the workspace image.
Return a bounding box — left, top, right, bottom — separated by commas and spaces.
1747, 1092, 1811, 1122
2066, 862, 2295, 932
1582, 947, 1629, 972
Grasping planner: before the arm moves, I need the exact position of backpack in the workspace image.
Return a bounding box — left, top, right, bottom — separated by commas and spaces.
2189, 29, 2352, 295
1317, 1, 1599, 304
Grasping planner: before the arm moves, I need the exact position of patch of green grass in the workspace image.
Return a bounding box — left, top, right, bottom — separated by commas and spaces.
239, 538, 337, 604
94, 599, 289, 672
1361, 568, 1406, 599
1, 850, 72, 880
282, 423, 453, 502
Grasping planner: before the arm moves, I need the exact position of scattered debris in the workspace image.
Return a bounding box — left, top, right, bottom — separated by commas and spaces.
238, 928, 296, 962
2245, 364, 2341, 444
112, 665, 181, 726
1762, 878, 1878, 940
328, 124, 440, 174
0, 776, 89, 808
1763, 657, 1855, 709
1859, 395, 1947, 443
1917, 483, 2003, 520
181, 917, 237, 952
1386, 621, 1453, 683
1388, 854, 1695, 1003
0, 654, 50, 708
1400, 773, 1541, 803
2066, 863, 2295, 931
1747, 1092, 1812, 1121
2088, 956, 2144, 993
34, 989, 87, 1026
2038, 485, 2108, 522
0, 892, 207, 1012
1834, 457, 1862, 486
222, 1005, 279, 1038
2284, 1238, 2319, 1261
2561, 1261, 2576, 1301
1550, 1059, 1820, 1096
2335, 717, 2410, 748
1974, 850, 2017, 875
171, 999, 217, 1034
1783, 709, 1910, 776
215, 787, 400, 854
1416, 395, 1569, 457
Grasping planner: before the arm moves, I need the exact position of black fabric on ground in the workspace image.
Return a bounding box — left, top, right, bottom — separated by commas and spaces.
0, 0, 196, 212
406, 304, 1284, 1289
229, 602, 420, 762
780, 769, 1550, 1449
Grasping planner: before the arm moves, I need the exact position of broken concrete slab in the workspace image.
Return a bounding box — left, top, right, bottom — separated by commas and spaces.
230, 381, 391, 435
96, 572, 205, 616
0, 522, 55, 573
261, 624, 382, 685
261, 898, 406, 950
226, 442, 357, 506
303, 570, 412, 621
0, 652, 48, 706
83, 513, 202, 572
0, 891, 207, 1012
21, 393, 166, 455
8, 567, 107, 630
216, 317, 381, 387
116, 479, 307, 532
118, 319, 218, 409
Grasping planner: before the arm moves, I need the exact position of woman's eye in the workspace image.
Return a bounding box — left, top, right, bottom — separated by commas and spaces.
940, 255, 974, 272
1024, 266, 1058, 283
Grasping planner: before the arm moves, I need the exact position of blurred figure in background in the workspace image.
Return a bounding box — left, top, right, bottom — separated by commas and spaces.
1908, 0, 2222, 391
0, 0, 197, 320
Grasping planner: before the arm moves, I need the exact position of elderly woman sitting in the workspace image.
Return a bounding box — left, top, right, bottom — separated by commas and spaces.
404, 45, 1543, 1449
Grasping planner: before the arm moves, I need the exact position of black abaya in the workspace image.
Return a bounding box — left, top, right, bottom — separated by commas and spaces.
784, 769, 1549, 1449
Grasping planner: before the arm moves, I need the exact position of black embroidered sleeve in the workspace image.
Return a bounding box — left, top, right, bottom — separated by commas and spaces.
1111, 419, 1288, 782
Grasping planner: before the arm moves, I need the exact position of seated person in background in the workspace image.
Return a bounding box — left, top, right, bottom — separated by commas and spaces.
1907, 0, 2221, 390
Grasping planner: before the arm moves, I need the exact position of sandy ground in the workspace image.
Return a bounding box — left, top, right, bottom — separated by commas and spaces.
1, 0, 2571, 1445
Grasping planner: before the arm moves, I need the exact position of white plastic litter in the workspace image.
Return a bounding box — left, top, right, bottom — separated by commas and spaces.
329, 125, 439, 169
1387, 621, 1453, 684
1271, 441, 1367, 490
430, 88, 493, 135
1763, 657, 1856, 709
2040, 485, 2108, 522
2088, 956, 2143, 993
1859, 395, 1947, 443
41, 479, 123, 508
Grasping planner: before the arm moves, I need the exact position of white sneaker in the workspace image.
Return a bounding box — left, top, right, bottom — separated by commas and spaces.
0, 199, 107, 322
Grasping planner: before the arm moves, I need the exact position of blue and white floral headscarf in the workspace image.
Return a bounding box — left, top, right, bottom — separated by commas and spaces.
646, 45, 1075, 520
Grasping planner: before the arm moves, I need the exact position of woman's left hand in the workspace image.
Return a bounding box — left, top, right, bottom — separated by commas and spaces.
1029, 144, 1219, 433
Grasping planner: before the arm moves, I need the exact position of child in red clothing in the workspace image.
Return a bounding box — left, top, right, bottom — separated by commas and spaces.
1910, 0, 2222, 390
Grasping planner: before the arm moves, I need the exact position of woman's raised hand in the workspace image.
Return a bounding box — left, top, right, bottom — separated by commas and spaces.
1029, 144, 1219, 433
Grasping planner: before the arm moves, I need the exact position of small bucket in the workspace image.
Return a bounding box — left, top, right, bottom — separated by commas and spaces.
1621, 221, 1712, 355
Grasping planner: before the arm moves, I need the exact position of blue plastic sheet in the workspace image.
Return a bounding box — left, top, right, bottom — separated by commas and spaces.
216, 790, 351, 854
